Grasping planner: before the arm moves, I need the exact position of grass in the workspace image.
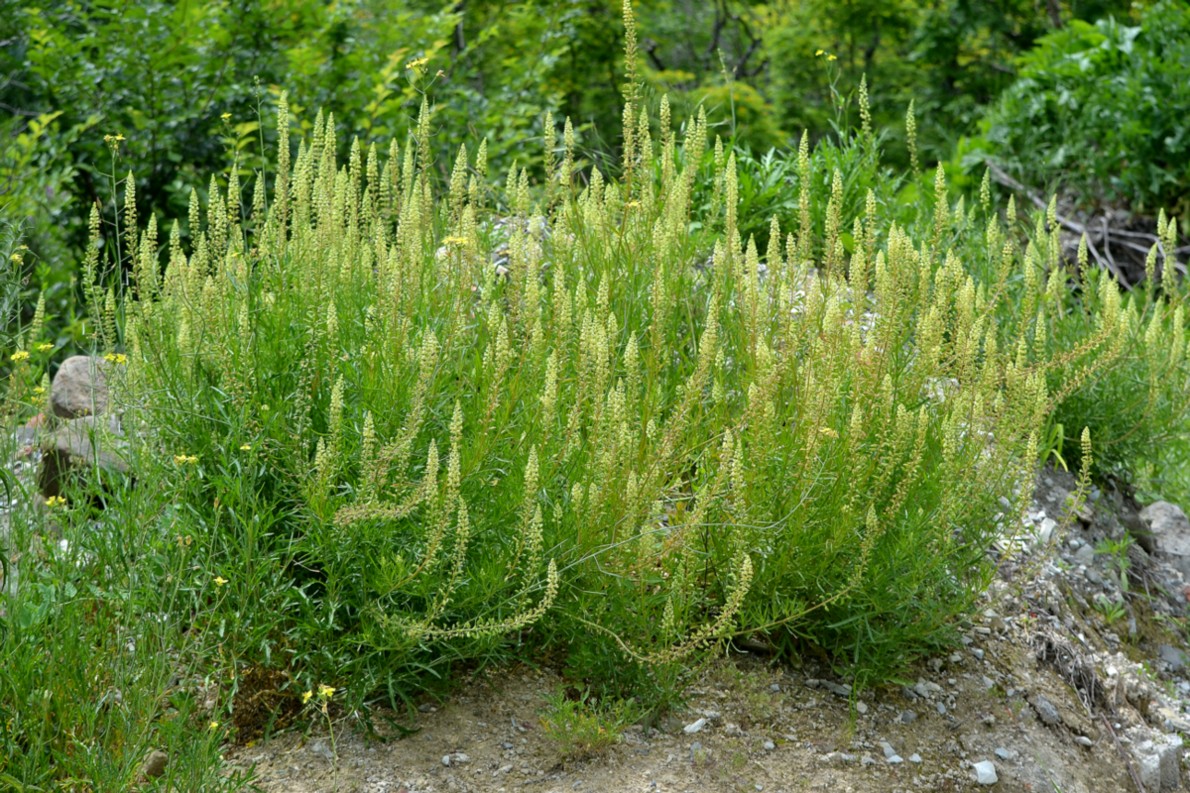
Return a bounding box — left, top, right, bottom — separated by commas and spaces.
1, 4, 1188, 786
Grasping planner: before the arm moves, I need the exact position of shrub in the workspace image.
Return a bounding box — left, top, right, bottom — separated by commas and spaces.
972, 0, 1190, 221
66, 60, 1149, 711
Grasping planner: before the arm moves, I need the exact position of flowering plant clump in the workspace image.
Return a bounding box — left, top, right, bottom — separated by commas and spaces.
75, 1, 1184, 715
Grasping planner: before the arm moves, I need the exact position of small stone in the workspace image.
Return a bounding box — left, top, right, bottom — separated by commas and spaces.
861, 753, 876, 766
683, 717, 707, 734
1031, 694, 1061, 726
452, 752, 471, 765
142, 750, 168, 778
769, 683, 781, 693
309, 740, 334, 763
973, 760, 998, 785
971, 648, 985, 660
994, 747, 1017, 761
898, 710, 917, 724
762, 740, 776, 751
1075, 736, 1093, 747
1159, 644, 1186, 672
498, 764, 513, 774
936, 702, 947, 716
909, 753, 922, 764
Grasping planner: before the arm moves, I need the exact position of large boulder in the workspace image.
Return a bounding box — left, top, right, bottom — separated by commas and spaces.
50, 355, 110, 419
1138, 501, 1190, 582
38, 414, 130, 499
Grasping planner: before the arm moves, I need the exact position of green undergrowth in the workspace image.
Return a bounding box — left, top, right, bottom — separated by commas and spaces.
2, 7, 1189, 787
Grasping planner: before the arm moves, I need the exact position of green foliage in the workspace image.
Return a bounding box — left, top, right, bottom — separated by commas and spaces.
972, 0, 1190, 220
539, 688, 639, 760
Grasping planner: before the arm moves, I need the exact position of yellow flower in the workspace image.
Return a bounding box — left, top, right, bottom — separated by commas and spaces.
174, 454, 198, 464
239, 443, 252, 451
318, 684, 335, 700
45, 495, 67, 508
220, 112, 232, 122
815, 49, 825, 56
818, 426, 839, 438
406, 56, 429, 71
9, 253, 22, 265
32, 385, 46, 395
442, 236, 468, 246
214, 576, 228, 587
35, 342, 53, 352
827, 53, 837, 62
103, 352, 127, 364
10, 351, 29, 363
208, 721, 219, 731
302, 689, 314, 704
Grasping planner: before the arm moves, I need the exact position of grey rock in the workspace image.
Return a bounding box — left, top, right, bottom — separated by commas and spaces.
880, 742, 898, 760
1139, 502, 1190, 580
1030, 694, 1061, 726
1134, 735, 1182, 792
683, 717, 707, 734
762, 740, 775, 751
994, 747, 1018, 762
909, 753, 922, 764
1159, 644, 1187, 672
38, 414, 130, 499
310, 740, 335, 762
51, 355, 110, 419
142, 749, 168, 778
1074, 544, 1096, 566
1074, 735, 1093, 747
855, 701, 868, 715
898, 710, 917, 724
973, 760, 998, 785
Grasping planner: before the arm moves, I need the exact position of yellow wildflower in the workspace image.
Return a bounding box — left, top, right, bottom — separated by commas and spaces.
45, 495, 67, 508
33, 385, 45, 396
827, 53, 837, 62
174, 454, 199, 464
220, 112, 232, 122
214, 576, 228, 587
9, 253, 22, 265
442, 236, 468, 246
318, 684, 335, 700
815, 49, 825, 56
10, 351, 29, 363
103, 352, 127, 365
35, 342, 53, 352
302, 690, 314, 705
406, 56, 429, 71
240, 443, 252, 451
208, 721, 219, 731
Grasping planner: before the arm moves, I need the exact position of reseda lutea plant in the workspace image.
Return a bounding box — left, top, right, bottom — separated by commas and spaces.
97, 40, 1141, 704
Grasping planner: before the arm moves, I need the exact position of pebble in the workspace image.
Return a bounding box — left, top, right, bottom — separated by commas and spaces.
762, 740, 776, 751
909, 753, 922, 764
855, 701, 868, 715
142, 750, 168, 778
1075, 735, 1093, 747
973, 760, 998, 785
881, 741, 898, 759
861, 754, 876, 766
898, 710, 917, 724
994, 747, 1017, 761
441, 752, 470, 766
1032, 695, 1061, 726
310, 740, 335, 763
683, 718, 707, 734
